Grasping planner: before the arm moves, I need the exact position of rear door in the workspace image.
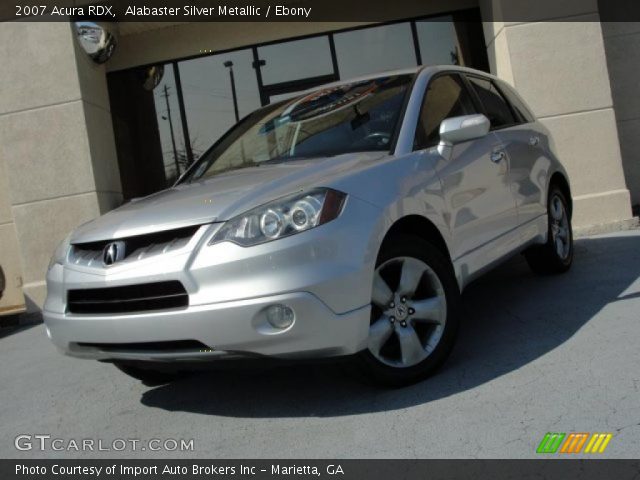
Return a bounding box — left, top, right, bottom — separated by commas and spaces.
465, 75, 547, 227
415, 73, 519, 264
494, 79, 549, 225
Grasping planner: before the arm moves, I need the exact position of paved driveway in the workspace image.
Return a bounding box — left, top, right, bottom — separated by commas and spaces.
1, 230, 639, 458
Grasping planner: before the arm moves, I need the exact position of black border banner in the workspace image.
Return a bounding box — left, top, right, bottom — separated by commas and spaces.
4, 460, 640, 480
2, 0, 640, 22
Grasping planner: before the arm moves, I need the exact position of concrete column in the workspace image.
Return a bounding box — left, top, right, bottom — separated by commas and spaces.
480, 0, 634, 229
0, 156, 25, 314
601, 21, 640, 208
0, 21, 122, 309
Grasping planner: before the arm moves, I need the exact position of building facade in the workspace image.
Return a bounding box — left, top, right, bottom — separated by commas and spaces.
0, 0, 638, 314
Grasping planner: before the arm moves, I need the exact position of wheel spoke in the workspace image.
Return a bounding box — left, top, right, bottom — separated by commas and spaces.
372, 271, 393, 307
368, 315, 394, 355
555, 236, 564, 257
557, 226, 568, 241
411, 297, 444, 323
398, 259, 424, 297
397, 325, 425, 366
551, 197, 563, 221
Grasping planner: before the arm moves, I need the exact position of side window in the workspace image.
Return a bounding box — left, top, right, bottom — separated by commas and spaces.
414, 74, 477, 149
496, 80, 535, 124
467, 76, 516, 129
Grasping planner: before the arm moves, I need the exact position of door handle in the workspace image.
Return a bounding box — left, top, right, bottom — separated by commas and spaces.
491, 150, 506, 163
529, 136, 540, 146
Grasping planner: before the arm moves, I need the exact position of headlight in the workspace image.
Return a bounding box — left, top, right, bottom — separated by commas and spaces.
48, 233, 72, 270
209, 188, 347, 247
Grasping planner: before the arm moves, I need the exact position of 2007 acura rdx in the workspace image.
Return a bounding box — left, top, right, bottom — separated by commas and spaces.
44, 66, 573, 386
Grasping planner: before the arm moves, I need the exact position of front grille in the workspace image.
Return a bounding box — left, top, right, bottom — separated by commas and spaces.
67, 281, 188, 314
76, 340, 208, 352
70, 225, 200, 267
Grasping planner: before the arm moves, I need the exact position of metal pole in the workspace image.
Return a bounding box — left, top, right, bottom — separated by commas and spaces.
162, 85, 180, 178
224, 61, 240, 122
251, 49, 268, 107
172, 63, 194, 165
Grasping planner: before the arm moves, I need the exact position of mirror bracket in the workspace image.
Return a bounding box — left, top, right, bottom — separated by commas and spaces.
437, 142, 453, 161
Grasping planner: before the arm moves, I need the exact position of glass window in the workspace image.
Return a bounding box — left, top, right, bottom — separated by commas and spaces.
107, 13, 490, 202
108, 64, 186, 199
414, 74, 477, 149
178, 49, 261, 161
268, 91, 306, 103
182, 74, 414, 182
151, 66, 186, 184
495, 79, 535, 123
415, 17, 462, 66
258, 36, 335, 85
466, 76, 516, 128
334, 23, 417, 79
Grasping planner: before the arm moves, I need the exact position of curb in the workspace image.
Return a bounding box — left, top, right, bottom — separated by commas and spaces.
574, 217, 640, 238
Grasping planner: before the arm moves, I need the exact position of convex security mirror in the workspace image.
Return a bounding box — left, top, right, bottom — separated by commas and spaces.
439, 114, 490, 145
74, 22, 117, 64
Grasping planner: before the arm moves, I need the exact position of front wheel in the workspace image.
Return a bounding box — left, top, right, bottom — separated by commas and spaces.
357, 235, 460, 387
524, 187, 573, 274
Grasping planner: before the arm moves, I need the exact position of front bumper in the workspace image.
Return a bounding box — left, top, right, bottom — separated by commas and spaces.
44, 292, 370, 361
43, 195, 383, 361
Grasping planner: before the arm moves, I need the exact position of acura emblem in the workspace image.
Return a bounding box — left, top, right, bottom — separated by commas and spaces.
103, 241, 125, 266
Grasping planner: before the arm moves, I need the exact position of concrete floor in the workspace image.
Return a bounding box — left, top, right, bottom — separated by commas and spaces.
1, 230, 639, 459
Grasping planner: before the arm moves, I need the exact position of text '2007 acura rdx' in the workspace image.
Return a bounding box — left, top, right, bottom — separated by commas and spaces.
44, 66, 573, 386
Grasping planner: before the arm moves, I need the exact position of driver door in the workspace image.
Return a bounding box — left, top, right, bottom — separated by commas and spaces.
415, 73, 519, 274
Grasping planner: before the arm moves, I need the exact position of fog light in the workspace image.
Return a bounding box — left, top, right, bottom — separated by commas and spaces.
265, 304, 295, 329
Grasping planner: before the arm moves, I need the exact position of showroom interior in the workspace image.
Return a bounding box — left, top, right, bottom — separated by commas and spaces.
0, 0, 638, 314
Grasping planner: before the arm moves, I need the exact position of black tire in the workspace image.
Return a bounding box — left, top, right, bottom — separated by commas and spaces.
356, 234, 460, 387
114, 362, 183, 386
0, 265, 5, 300
524, 186, 573, 274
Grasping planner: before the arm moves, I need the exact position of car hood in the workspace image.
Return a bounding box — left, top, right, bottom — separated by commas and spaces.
71, 151, 388, 243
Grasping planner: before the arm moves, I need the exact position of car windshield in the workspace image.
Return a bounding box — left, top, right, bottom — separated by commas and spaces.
181, 74, 413, 182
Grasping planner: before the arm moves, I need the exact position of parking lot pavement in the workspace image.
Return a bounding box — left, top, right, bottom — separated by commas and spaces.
1, 230, 639, 459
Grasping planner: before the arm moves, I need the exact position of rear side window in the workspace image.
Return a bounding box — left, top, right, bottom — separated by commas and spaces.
496, 80, 535, 123
466, 76, 516, 129
414, 74, 477, 149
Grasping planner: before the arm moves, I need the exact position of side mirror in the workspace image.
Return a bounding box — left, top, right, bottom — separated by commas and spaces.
439, 114, 490, 146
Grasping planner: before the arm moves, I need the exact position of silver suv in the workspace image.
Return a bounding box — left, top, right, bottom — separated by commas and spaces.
44, 66, 573, 386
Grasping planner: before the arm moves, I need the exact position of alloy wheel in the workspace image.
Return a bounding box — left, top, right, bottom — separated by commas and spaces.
550, 194, 570, 260
368, 257, 447, 368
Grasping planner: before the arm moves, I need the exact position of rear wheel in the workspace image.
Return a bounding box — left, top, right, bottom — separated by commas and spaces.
114, 362, 183, 386
525, 186, 573, 274
357, 235, 460, 387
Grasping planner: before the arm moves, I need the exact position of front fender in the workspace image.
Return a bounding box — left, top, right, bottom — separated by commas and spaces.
332, 150, 453, 305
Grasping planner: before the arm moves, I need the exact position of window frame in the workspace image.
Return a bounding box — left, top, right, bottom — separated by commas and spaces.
462, 73, 522, 131
493, 78, 536, 124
